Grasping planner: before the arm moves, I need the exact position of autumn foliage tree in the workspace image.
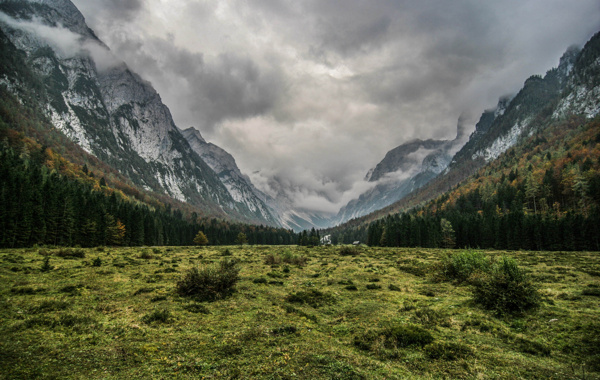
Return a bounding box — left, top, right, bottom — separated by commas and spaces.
193, 230, 209, 246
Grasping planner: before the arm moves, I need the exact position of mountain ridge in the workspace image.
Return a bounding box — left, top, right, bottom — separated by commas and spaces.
0, 0, 280, 226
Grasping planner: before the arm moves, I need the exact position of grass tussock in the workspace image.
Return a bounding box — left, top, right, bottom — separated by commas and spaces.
175, 259, 240, 302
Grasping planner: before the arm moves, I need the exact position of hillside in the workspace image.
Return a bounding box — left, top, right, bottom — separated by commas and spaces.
324, 31, 600, 243
0, 0, 278, 226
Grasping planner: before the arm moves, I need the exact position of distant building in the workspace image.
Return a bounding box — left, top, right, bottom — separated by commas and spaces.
320, 234, 332, 245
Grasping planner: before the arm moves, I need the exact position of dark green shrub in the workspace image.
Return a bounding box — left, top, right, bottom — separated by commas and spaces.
40, 256, 53, 272
424, 342, 474, 360
92, 257, 102, 267
354, 324, 433, 351
472, 257, 541, 315
271, 326, 298, 335
55, 248, 85, 258
222, 248, 232, 256
366, 284, 382, 290
339, 246, 360, 256
283, 305, 318, 323
150, 295, 168, 302
142, 309, 172, 324
412, 307, 448, 327
582, 285, 600, 297
516, 337, 551, 356
285, 289, 335, 308
439, 250, 490, 282
345, 284, 358, 291
253, 277, 268, 284
183, 303, 210, 314
139, 250, 153, 260
29, 300, 70, 314
388, 284, 401, 291
175, 259, 240, 302
133, 287, 154, 296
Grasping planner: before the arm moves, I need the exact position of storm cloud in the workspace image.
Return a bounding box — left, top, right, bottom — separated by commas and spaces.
71, 0, 600, 216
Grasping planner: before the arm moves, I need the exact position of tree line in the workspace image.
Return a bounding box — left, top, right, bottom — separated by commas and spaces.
0, 143, 297, 248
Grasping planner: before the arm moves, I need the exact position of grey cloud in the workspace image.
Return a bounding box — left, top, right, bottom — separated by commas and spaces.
107, 33, 285, 130
72, 0, 143, 22
69, 0, 600, 218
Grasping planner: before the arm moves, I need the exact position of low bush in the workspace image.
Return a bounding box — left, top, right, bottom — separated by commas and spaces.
55, 248, 85, 259
424, 342, 473, 360
40, 257, 53, 272
338, 246, 360, 256
142, 308, 172, 324
265, 252, 308, 266
285, 289, 335, 308
354, 324, 433, 351
472, 257, 541, 315
439, 250, 490, 283
175, 259, 240, 302
183, 303, 210, 314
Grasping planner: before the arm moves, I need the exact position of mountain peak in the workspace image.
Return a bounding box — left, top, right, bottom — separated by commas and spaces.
182, 127, 206, 144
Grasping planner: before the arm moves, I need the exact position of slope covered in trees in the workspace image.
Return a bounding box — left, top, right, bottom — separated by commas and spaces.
336, 116, 600, 250
0, 127, 297, 248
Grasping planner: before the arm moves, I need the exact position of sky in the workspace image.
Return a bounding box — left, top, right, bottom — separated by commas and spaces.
71, 0, 600, 215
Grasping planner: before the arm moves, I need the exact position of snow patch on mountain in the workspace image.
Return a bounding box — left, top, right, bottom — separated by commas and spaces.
472, 118, 530, 162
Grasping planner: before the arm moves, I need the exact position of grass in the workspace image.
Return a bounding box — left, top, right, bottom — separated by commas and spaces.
0, 245, 599, 379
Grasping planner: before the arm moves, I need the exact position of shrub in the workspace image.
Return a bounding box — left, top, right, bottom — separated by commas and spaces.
366, 284, 382, 290
40, 256, 53, 272
424, 342, 473, 360
92, 257, 102, 267
271, 326, 298, 335
285, 289, 335, 308
175, 259, 240, 302
29, 300, 70, 314
472, 257, 541, 315
439, 250, 490, 283
354, 324, 433, 351
55, 248, 85, 259
412, 307, 449, 327
265, 252, 307, 266
142, 309, 172, 324
253, 277, 268, 284
339, 246, 360, 256
139, 250, 153, 260
182, 303, 210, 314
516, 337, 551, 356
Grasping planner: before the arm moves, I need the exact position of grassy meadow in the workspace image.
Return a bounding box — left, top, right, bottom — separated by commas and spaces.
0, 245, 599, 379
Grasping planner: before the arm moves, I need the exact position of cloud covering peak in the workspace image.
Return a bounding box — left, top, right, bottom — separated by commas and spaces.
71, 0, 600, 215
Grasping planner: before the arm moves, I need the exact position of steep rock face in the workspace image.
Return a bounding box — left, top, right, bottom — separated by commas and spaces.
453, 45, 582, 166
181, 127, 279, 225
333, 124, 465, 226
553, 35, 600, 119
0, 0, 276, 224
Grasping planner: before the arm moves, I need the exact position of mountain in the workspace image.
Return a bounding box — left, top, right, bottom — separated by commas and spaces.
332, 120, 467, 226
326, 30, 600, 242
180, 127, 279, 226
0, 0, 277, 225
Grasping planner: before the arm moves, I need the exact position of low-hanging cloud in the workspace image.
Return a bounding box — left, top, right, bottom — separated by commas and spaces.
0, 12, 120, 72
69, 0, 600, 217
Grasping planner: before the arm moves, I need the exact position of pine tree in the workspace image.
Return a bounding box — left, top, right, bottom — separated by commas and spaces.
440, 218, 456, 249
